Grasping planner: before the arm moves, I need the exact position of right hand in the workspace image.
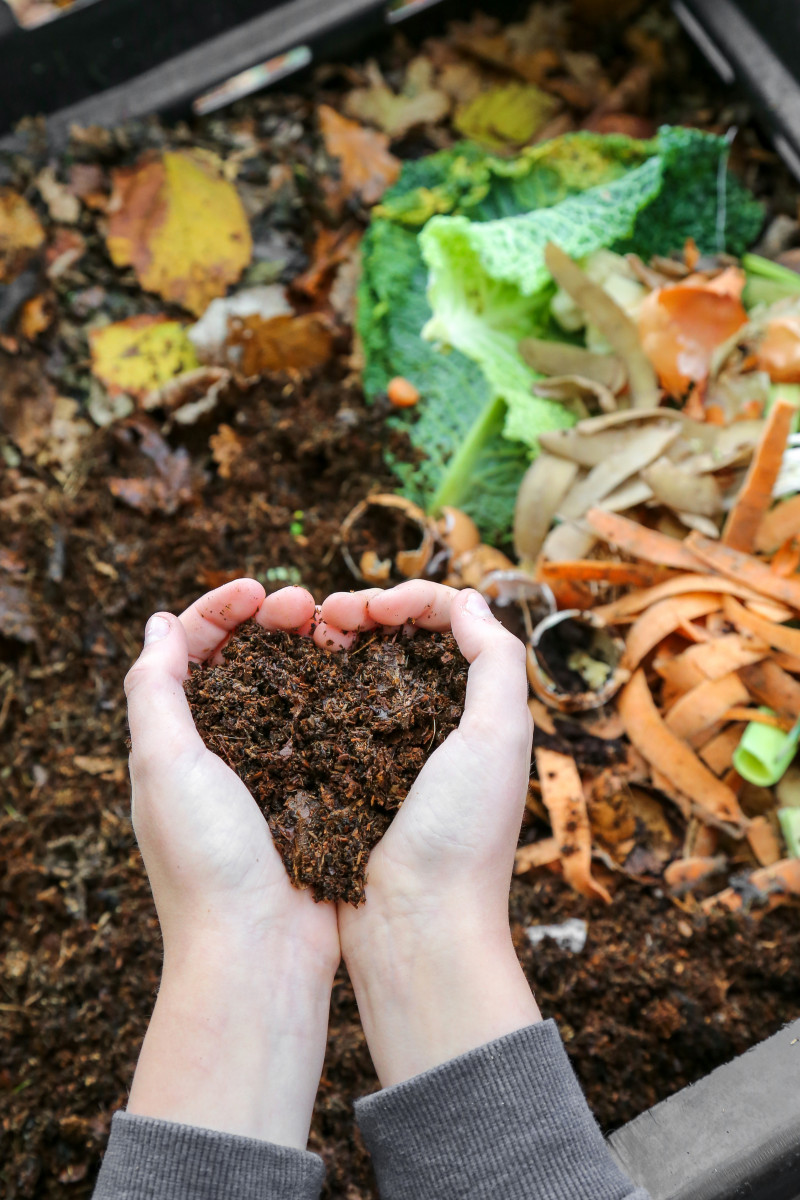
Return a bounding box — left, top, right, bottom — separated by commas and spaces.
319, 581, 542, 1087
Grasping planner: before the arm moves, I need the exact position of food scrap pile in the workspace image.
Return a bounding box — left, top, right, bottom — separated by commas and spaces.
3, 1, 800, 1196
185, 623, 467, 904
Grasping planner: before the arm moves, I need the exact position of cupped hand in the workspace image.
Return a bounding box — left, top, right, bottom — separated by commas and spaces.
319, 581, 541, 1085
124, 578, 339, 973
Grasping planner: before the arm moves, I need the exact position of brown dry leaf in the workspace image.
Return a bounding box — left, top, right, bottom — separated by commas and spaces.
0, 577, 36, 643
226, 313, 334, 377
106, 150, 252, 316
344, 58, 450, 140
318, 105, 400, 209
45, 227, 86, 279
210, 424, 244, 480
0, 355, 56, 457
73, 754, 125, 778
36, 165, 80, 224
293, 226, 361, 302
0, 188, 45, 283
18, 293, 55, 341
108, 418, 194, 515
42, 396, 93, 481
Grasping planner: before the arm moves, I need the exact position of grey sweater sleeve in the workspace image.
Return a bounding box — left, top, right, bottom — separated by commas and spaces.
355, 1019, 650, 1200
92, 1112, 325, 1200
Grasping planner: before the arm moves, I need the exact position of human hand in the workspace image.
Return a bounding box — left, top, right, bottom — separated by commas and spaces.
123, 579, 339, 1146
319, 581, 541, 1086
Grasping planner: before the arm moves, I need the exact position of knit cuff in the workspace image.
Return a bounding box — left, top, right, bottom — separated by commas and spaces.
355, 1019, 648, 1200
92, 1111, 325, 1200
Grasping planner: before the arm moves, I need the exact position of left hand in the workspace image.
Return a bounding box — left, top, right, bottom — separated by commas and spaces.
124, 579, 340, 1146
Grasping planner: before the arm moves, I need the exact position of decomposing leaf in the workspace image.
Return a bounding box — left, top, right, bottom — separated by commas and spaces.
225, 313, 333, 376
44, 396, 93, 481
188, 285, 291, 361
0, 188, 45, 283
0, 577, 36, 643
318, 105, 401, 208
108, 418, 194, 514
0, 355, 55, 456
293, 227, 361, 303
18, 292, 54, 341
344, 58, 451, 140
45, 227, 86, 279
36, 166, 80, 224
146, 367, 232, 426
454, 81, 558, 150
89, 316, 199, 399
209, 423, 244, 479
106, 150, 252, 316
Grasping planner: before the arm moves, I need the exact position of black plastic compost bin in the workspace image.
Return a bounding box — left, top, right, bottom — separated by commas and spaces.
2, 0, 800, 1194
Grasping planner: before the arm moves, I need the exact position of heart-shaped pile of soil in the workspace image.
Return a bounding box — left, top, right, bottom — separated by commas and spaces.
184, 621, 468, 904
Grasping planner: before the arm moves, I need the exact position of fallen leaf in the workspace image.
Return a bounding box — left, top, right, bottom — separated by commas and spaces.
188, 285, 291, 361
44, 227, 86, 279
454, 81, 559, 150
318, 105, 400, 209
89, 315, 199, 398
226, 313, 334, 376
0, 577, 36, 643
0, 355, 55, 456
106, 151, 252, 316
18, 292, 54, 340
0, 189, 45, 283
210, 423, 244, 479
108, 418, 194, 514
42, 396, 93, 481
36, 166, 80, 224
73, 755, 124, 777
144, 366, 232, 426
293, 226, 361, 302
344, 58, 451, 140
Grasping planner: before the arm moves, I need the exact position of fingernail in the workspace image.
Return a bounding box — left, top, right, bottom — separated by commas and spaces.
144, 614, 170, 644
465, 590, 492, 619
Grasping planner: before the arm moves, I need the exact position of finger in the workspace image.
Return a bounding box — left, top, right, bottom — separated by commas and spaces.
125, 613, 205, 776
179, 578, 266, 664
313, 617, 357, 651
318, 589, 383, 633
450, 590, 531, 750
365, 581, 459, 631
256, 586, 316, 633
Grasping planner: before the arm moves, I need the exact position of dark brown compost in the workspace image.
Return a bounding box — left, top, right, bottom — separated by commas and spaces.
184, 624, 467, 903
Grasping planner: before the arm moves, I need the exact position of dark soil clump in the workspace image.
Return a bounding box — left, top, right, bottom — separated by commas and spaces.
184, 623, 468, 903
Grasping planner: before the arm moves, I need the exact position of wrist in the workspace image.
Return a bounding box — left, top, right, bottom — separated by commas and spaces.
345, 910, 541, 1088
128, 931, 336, 1148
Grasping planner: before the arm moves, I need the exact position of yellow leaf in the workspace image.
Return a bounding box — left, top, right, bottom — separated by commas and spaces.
106, 150, 252, 316
89, 315, 199, 398
0, 188, 45, 283
454, 82, 559, 151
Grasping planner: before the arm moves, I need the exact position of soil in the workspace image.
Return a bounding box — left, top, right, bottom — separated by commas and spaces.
184, 624, 467, 903
3, 2, 800, 1197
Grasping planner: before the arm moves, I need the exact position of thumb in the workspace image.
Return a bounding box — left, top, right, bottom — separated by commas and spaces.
450, 590, 531, 752
125, 612, 205, 778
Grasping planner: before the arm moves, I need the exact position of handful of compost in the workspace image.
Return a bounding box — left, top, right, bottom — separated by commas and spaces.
184, 621, 468, 904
